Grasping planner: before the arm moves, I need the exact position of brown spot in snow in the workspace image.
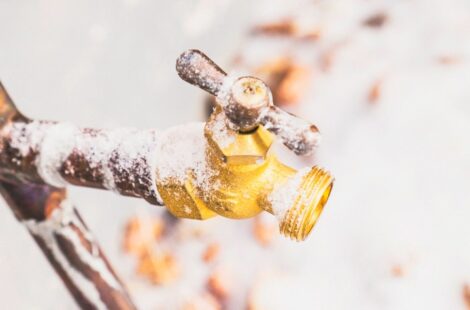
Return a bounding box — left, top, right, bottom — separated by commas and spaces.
255, 58, 311, 107
437, 55, 461, 65
391, 264, 404, 277
207, 267, 231, 301
251, 19, 298, 36
202, 242, 220, 263
363, 12, 388, 28
183, 293, 221, 310
122, 216, 164, 256
252, 19, 321, 42
368, 78, 383, 104
277, 65, 311, 105
136, 250, 179, 285
253, 216, 277, 246
319, 48, 336, 72
298, 29, 321, 41
463, 284, 470, 309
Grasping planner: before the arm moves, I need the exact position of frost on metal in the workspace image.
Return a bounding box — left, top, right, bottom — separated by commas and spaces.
268, 167, 310, 220
176, 49, 227, 97
24, 199, 123, 310
260, 106, 321, 156
2, 120, 163, 205
154, 122, 219, 195
205, 112, 236, 149
175, 49, 322, 155
1, 119, 228, 206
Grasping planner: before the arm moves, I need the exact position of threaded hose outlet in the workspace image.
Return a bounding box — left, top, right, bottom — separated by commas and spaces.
269, 166, 334, 241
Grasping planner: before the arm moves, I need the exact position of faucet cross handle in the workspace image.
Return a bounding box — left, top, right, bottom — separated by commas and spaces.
176, 49, 320, 156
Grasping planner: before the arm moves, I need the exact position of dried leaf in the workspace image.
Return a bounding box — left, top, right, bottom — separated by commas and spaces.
207, 267, 231, 301
390, 264, 404, 278
183, 293, 221, 310
368, 79, 382, 104
122, 216, 165, 256
202, 242, 220, 263
136, 250, 179, 285
463, 284, 470, 309
276, 65, 311, 105
363, 12, 388, 28
252, 19, 298, 36
256, 58, 311, 106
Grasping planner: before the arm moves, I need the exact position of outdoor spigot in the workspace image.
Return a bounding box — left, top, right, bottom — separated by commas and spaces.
0, 50, 334, 242
157, 50, 335, 241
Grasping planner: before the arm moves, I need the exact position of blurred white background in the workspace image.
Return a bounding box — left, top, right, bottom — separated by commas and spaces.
1, 0, 469, 309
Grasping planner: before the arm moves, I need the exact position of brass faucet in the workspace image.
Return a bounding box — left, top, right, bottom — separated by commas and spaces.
157, 50, 334, 241
0, 50, 334, 242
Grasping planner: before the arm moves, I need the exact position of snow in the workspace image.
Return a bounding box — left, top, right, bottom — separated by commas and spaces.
268, 167, 310, 221
23, 199, 121, 310
205, 112, 236, 149
216, 73, 239, 107
154, 122, 218, 194
6, 121, 162, 201
1, 0, 470, 309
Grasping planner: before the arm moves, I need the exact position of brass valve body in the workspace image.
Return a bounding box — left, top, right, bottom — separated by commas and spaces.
156, 110, 334, 241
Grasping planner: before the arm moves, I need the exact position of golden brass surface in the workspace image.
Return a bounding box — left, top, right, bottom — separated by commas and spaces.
157, 175, 217, 220
156, 109, 334, 241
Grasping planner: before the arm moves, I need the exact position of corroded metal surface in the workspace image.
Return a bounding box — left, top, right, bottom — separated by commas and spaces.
0, 82, 163, 206
0, 182, 137, 310
175, 49, 321, 155
0, 82, 136, 310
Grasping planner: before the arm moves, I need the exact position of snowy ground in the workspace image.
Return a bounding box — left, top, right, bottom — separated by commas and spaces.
0, 0, 469, 309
